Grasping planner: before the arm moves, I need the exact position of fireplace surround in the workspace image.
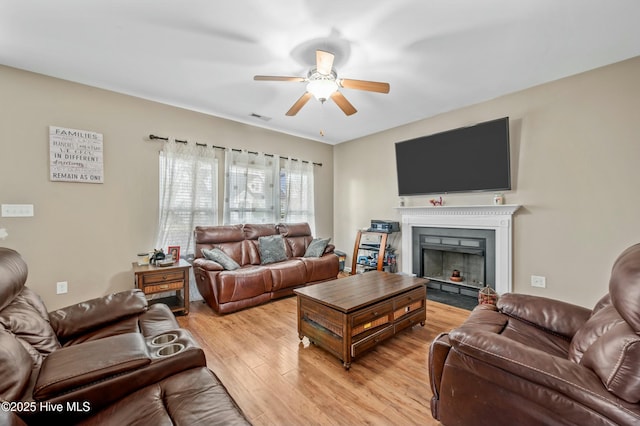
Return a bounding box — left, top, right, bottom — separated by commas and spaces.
395, 205, 520, 294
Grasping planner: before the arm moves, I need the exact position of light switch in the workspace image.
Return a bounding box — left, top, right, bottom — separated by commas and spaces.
1, 204, 34, 217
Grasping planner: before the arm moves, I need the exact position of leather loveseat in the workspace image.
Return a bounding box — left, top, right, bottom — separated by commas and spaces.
429, 243, 640, 425
193, 222, 339, 314
0, 247, 249, 425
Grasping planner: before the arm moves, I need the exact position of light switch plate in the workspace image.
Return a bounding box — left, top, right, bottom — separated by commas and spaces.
1, 204, 34, 217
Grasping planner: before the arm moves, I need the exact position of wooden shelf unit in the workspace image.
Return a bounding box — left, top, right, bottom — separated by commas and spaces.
351, 230, 392, 274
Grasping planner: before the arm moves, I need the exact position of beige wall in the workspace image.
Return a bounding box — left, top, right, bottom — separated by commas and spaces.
334, 56, 640, 308
3, 56, 639, 311
0, 65, 334, 310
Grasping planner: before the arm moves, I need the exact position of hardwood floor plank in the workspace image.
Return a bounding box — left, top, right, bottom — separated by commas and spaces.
178, 293, 469, 425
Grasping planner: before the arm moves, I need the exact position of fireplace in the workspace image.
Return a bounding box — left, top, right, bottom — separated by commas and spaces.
414, 227, 495, 298
396, 205, 520, 295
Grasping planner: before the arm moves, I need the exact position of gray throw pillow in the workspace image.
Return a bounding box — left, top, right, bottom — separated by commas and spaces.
304, 237, 331, 258
258, 234, 288, 264
201, 248, 240, 271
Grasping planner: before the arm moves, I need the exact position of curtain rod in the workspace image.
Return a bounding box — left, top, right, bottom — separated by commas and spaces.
148, 134, 322, 166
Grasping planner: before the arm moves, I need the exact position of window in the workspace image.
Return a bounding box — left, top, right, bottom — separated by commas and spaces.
280, 158, 315, 232
223, 150, 315, 229
223, 149, 279, 224
156, 142, 218, 258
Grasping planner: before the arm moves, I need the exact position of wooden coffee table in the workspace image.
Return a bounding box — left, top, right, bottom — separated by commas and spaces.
294, 271, 427, 369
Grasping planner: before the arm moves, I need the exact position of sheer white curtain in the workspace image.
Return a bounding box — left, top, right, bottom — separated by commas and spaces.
155, 141, 218, 300
223, 149, 279, 224
281, 158, 315, 233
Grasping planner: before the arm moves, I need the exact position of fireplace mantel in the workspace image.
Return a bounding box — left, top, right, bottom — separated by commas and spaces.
395, 205, 521, 294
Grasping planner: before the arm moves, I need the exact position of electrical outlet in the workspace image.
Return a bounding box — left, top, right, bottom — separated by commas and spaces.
56, 281, 68, 294
530, 275, 546, 288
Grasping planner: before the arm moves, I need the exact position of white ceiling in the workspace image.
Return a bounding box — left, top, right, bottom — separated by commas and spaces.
1, 0, 639, 145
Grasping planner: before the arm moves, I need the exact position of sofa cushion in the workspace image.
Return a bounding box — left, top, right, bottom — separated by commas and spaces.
0, 248, 28, 311
268, 259, 307, 291
76, 367, 250, 425
277, 222, 312, 237
202, 248, 240, 271
567, 243, 640, 403
304, 237, 331, 257
243, 223, 278, 240
609, 243, 640, 331
300, 255, 339, 283
0, 330, 32, 401
194, 225, 245, 264
258, 234, 288, 265
0, 287, 61, 368
195, 224, 245, 244
569, 303, 640, 403
579, 316, 640, 403
278, 222, 313, 257
569, 303, 620, 363
216, 267, 273, 303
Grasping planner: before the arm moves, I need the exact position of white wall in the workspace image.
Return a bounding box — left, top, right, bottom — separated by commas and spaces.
334, 56, 640, 308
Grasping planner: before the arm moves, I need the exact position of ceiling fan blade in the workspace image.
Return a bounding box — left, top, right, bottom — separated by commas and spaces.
339, 78, 390, 93
330, 91, 357, 116
254, 75, 305, 82
316, 50, 335, 75
286, 92, 313, 116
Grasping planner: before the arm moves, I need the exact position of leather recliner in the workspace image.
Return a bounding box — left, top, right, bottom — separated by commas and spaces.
429, 243, 640, 425
0, 247, 249, 425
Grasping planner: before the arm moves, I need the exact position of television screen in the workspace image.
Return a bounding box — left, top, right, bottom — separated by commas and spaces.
395, 117, 511, 196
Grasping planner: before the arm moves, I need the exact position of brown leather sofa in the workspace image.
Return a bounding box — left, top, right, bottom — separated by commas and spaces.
429, 243, 640, 425
0, 247, 249, 425
193, 222, 339, 314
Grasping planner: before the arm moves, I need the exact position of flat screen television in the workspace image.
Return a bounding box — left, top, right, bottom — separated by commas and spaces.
395, 117, 511, 196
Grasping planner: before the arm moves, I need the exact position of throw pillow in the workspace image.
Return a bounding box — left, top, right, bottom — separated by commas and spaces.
304, 237, 331, 258
258, 234, 287, 264
201, 248, 240, 271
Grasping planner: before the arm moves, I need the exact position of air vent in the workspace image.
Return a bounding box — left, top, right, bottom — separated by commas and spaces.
250, 113, 271, 121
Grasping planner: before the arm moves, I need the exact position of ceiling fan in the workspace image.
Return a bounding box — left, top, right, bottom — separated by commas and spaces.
254, 50, 390, 116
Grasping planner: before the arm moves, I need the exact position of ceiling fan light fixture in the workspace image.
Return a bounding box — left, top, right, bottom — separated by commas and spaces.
306, 68, 338, 102
307, 79, 338, 102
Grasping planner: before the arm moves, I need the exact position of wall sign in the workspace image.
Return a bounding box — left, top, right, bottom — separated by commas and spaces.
49, 126, 104, 183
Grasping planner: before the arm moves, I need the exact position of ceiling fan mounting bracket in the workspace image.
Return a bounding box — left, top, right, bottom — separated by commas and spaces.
307, 68, 337, 81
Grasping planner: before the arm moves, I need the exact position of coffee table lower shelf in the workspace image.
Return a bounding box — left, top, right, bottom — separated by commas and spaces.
296, 285, 426, 369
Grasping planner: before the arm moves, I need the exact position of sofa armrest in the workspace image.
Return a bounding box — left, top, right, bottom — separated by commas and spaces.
497, 293, 592, 338
428, 332, 451, 419
34, 333, 150, 400
49, 290, 148, 340
447, 327, 628, 414
193, 257, 224, 271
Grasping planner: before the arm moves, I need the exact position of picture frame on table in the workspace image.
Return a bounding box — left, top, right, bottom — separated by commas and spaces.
167, 245, 180, 262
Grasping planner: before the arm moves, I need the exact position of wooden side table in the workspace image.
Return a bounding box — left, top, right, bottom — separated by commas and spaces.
132, 259, 191, 315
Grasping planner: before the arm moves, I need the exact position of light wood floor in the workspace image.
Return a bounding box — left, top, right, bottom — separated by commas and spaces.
177, 293, 469, 426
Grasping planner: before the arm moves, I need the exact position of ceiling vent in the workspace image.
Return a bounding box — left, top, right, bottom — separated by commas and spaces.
250, 113, 271, 121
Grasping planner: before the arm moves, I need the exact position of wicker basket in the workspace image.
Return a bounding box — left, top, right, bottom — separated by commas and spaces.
478, 286, 498, 305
